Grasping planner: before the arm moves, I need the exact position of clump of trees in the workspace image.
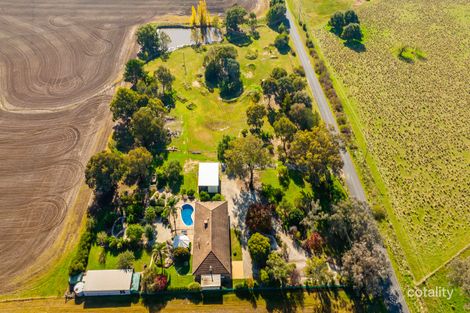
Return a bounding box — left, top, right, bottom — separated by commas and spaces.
190, 0, 211, 27
266, 0, 287, 31
136, 24, 170, 61
224, 5, 259, 44
204, 45, 243, 97
328, 10, 362, 42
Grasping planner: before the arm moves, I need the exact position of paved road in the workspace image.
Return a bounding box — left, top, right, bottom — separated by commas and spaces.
286, 7, 410, 313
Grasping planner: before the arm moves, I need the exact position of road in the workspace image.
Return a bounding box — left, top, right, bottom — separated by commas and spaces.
286, 7, 410, 313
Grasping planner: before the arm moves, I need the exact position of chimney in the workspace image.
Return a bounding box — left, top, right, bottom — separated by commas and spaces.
204, 219, 208, 229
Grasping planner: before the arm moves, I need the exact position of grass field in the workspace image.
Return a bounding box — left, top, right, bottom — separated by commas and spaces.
230, 229, 243, 261
146, 25, 300, 181
290, 0, 470, 311
87, 245, 152, 272
0, 290, 372, 312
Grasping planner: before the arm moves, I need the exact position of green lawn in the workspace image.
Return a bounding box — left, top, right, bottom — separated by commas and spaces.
230, 228, 243, 261
87, 245, 152, 272
146, 25, 301, 178
288, 0, 354, 29
260, 168, 312, 204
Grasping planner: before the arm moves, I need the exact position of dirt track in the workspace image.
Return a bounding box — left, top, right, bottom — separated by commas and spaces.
0, 0, 255, 294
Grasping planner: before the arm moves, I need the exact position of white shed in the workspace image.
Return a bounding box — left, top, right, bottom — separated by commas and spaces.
198, 162, 220, 194
82, 269, 133, 296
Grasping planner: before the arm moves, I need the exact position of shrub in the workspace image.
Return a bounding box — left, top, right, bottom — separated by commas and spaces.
212, 193, 222, 201
144, 224, 154, 242
199, 191, 211, 201
259, 269, 271, 285
341, 23, 362, 42
187, 282, 201, 291
274, 33, 290, 53
117, 250, 135, 269
153, 274, 168, 291
260, 183, 285, 204
173, 247, 190, 264
126, 224, 144, 245
248, 233, 271, 265
96, 231, 108, 247
98, 247, 107, 265
186, 189, 196, 198
68, 230, 94, 275
145, 206, 156, 223
245, 203, 274, 233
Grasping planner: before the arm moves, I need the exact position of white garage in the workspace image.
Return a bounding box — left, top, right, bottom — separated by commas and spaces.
198, 162, 220, 194
81, 269, 134, 296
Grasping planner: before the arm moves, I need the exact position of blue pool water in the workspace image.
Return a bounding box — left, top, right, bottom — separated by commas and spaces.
181, 204, 194, 226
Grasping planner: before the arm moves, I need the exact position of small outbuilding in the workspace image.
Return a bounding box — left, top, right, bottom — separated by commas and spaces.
81, 269, 137, 296
198, 162, 220, 194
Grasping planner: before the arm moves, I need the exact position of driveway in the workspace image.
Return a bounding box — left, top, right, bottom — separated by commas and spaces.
286, 6, 410, 313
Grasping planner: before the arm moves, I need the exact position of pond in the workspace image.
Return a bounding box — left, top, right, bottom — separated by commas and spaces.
159, 27, 222, 51
181, 203, 194, 227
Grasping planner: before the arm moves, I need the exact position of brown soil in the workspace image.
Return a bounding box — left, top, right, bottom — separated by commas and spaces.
0, 0, 256, 294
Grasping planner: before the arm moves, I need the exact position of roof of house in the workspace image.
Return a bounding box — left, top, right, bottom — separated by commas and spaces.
192, 201, 231, 276
83, 270, 133, 292
198, 162, 220, 187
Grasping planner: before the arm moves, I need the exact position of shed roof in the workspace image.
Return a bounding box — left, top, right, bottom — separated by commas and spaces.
83, 270, 133, 292
198, 162, 219, 187
192, 201, 231, 276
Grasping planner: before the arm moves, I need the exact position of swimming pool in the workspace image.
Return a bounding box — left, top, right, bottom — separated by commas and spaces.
181, 204, 194, 226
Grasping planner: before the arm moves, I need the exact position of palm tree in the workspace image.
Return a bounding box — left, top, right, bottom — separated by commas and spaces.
165, 196, 179, 234
152, 242, 168, 274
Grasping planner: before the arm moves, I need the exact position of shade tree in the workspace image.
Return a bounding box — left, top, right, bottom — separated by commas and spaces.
136, 24, 170, 61
124, 59, 147, 87
248, 232, 271, 265
125, 147, 153, 186
85, 151, 125, 195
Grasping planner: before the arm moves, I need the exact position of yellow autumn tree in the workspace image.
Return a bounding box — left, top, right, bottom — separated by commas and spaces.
190, 5, 197, 26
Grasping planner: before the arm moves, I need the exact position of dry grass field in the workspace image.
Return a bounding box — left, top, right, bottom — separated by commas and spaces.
0, 0, 256, 294
297, 0, 469, 288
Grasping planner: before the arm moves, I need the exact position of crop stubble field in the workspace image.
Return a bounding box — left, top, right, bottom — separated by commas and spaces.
0, 0, 256, 294
307, 0, 470, 281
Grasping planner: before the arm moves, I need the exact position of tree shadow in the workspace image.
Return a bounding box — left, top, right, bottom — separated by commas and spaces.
142, 293, 203, 313
259, 289, 305, 313
174, 261, 190, 275
288, 169, 305, 188
276, 44, 291, 55
112, 122, 134, 153
226, 31, 253, 47
343, 40, 366, 53
77, 295, 139, 308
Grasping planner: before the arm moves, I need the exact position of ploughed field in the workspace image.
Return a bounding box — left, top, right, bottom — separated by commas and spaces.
0, 0, 255, 294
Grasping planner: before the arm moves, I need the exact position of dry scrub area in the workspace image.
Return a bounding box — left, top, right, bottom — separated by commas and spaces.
0, 0, 255, 294
313, 0, 469, 281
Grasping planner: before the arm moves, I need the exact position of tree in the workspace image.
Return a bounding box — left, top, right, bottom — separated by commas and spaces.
302, 232, 325, 255
155, 66, 175, 93
152, 242, 168, 274
261, 77, 278, 105
273, 116, 297, 153
164, 160, 182, 191
173, 247, 190, 264
289, 126, 343, 183
245, 203, 274, 233
145, 207, 156, 224
225, 135, 271, 189
85, 151, 124, 195
304, 255, 332, 285
327, 199, 381, 249
341, 23, 362, 42
197, 0, 211, 27
266, 3, 287, 29
124, 59, 146, 86
448, 257, 470, 296
204, 45, 242, 96
274, 33, 290, 53
126, 224, 144, 245
288, 103, 319, 130
248, 232, 271, 265
117, 250, 135, 269
248, 12, 258, 37
225, 5, 247, 34
344, 10, 359, 24
217, 135, 234, 162
164, 196, 179, 233
130, 105, 168, 151
266, 252, 295, 287
110, 87, 142, 122
136, 24, 170, 61
342, 240, 389, 298
96, 231, 108, 247
190, 6, 197, 26
125, 147, 153, 186
328, 12, 345, 35
246, 104, 266, 134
